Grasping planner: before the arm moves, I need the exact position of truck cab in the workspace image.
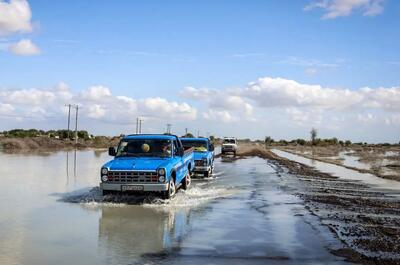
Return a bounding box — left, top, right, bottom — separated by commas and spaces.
221, 137, 237, 156
180, 137, 214, 178
100, 134, 194, 199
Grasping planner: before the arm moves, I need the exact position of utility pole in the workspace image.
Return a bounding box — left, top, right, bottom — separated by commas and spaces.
136, 117, 139, 134
74, 105, 79, 144
65, 104, 72, 139
185, 128, 188, 136
197, 130, 200, 137
166, 124, 172, 134
139, 118, 143, 133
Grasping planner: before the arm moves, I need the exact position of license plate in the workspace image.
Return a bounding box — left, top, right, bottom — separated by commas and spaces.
121, 185, 144, 191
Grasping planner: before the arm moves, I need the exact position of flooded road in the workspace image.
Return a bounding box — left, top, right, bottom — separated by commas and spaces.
0, 150, 353, 265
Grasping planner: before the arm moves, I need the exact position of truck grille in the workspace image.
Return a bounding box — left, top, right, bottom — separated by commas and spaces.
107, 171, 158, 183
195, 160, 205, 166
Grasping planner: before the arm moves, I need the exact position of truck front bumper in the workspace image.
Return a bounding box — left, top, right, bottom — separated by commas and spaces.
194, 165, 211, 173
222, 148, 236, 153
100, 182, 169, 192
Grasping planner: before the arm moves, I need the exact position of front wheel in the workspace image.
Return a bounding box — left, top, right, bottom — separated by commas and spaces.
181, 171, 191, 190
162, 178, 176, 199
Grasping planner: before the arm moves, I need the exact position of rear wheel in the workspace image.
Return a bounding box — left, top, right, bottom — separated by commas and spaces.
162, 178, 176, 199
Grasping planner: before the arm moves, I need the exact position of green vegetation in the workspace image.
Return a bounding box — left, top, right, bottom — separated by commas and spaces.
1, 129, 92, 140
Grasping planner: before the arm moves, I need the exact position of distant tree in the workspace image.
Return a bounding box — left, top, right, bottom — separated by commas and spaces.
265, 136, 274, 145
209, 135, 215, 141
184, 132, 194, 138
296, 139, 306, 145
77, 130, 89, 140
278, 139, 288, 145
310, 128, 317, 145
345, 140, 352, 146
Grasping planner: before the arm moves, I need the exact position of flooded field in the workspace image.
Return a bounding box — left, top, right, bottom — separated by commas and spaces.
277, 145, 400, 181
0, 150, 353, 265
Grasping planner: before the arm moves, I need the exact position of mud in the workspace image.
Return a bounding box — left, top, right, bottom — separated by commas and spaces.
228, 144, 400, 265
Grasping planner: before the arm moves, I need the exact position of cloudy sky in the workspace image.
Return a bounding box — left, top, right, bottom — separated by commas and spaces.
0, 0, 399, 142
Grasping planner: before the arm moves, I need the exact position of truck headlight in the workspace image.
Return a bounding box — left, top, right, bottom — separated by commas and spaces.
101, 168, 108, 175
202, 158, 207, 165
101, 175, 108, 182
158, 168, 166, 176
159, 176, 165, 182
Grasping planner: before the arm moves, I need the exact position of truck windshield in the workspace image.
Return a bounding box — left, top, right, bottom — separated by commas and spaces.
116, 139, 172, 158
224, 139, 236, 144
181, 140, 208, 152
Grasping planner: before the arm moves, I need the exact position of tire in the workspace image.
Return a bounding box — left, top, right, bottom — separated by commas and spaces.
181, 171, 191, 190
233, 151, 237, 157
162, 178, 176, 199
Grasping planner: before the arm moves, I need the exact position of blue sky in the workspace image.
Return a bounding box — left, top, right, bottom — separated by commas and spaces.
1, 0, 400, 142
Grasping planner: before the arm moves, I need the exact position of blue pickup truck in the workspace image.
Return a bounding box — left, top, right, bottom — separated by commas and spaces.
180, 137, 214, 178
100, 134, 194, 199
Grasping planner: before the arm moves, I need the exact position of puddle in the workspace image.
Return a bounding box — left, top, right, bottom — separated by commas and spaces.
272, 149, 400, 193
338, 151, 371, 170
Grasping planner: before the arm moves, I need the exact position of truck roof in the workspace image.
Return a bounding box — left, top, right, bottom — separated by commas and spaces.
123, 134, 177, 140
180, 137, 209, 142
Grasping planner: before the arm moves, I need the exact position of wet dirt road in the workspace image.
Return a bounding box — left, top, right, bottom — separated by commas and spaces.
0, 150, 354, 265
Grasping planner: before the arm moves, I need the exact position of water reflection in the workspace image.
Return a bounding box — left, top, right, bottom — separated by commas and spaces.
66, 149, 78, 185
98, 207, 190, 264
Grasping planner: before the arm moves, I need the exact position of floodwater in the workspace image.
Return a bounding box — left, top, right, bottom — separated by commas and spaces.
272, 149, 400, 193
0, 150, 353, 265
338, 151, 371, 170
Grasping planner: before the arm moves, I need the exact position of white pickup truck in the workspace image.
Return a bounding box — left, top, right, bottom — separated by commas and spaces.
221, 137, 237, 156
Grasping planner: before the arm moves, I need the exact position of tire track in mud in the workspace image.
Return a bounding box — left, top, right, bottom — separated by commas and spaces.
232, 145, 400, 265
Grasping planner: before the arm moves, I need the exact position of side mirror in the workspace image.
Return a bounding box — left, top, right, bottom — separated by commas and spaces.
108, 147, 116, 156
209, 144, 214, 151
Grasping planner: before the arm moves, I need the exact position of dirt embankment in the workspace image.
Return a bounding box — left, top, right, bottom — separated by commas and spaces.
0, 136, 120, 151
229, 144, 400, 265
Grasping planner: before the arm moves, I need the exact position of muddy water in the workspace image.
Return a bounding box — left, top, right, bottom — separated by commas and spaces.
272, 149, 400, 193
0, 150, 352, 265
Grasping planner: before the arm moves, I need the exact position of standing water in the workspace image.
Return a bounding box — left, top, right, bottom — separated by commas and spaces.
0, 150, 352, 265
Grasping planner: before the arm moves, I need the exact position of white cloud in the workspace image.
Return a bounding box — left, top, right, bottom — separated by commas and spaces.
203, 109, 238, 123
357, 113, 376, 124
0, 82, 71, 106
8, 39, 40, 55
0, 0, 32, 35
244, 77, 363, 110
304, 0, 384, 19
0, 103, 14, 114
80, 85, 112, 101
0, 83, 197, 124
180, 76, 400, 135
180, 86, 254, 121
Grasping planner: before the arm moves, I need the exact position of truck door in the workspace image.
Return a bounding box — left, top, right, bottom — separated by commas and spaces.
172, 139, 184, 183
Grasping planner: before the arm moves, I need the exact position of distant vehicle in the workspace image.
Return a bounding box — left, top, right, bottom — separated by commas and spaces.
100, 134, 194, 199
221, 137, 237, 156
180, 137, 215, 177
